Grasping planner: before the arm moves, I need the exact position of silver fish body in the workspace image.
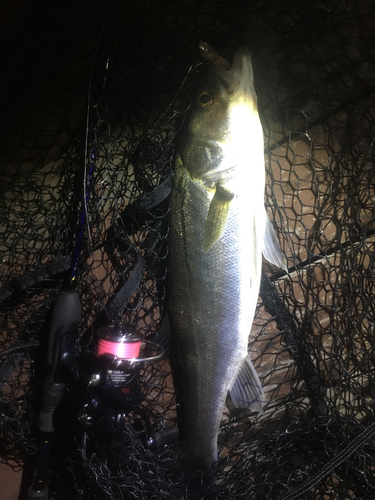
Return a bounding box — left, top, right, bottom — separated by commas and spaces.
169, 43, 284, 470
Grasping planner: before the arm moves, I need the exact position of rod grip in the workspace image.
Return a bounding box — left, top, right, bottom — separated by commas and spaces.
47, 290, 81, 372
38, 375, 66, 433
38, 290, 81, 433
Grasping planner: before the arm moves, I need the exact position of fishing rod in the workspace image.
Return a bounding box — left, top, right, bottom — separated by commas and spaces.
25, 5, 115, 498
26, 136, 94, 500
26, 144, 97, 497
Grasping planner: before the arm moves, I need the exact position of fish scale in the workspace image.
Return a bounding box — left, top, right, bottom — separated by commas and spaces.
169, 162, 262, 469
169, 43, 286, 470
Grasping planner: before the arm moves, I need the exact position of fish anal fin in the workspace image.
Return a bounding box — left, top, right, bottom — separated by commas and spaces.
229, 354, 264, 414
263, 214, 288, 272
203, 184, 234, 252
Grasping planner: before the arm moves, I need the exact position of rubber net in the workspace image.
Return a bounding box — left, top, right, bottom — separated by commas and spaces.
1, 1, 375, 499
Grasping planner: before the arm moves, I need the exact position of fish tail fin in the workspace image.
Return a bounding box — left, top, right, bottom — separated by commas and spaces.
176, 443, 218, 471
229, 354, 264, 413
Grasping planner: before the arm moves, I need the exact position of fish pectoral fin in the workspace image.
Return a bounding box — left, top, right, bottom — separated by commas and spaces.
229, 354, 264, 414
263, 214, 288, 272
203, 184, 234, 252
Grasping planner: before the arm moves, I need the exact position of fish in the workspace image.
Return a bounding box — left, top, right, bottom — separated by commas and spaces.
168, 41, 287, 470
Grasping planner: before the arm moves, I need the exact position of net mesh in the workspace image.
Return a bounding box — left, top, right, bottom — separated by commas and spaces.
1, 0, 375, 498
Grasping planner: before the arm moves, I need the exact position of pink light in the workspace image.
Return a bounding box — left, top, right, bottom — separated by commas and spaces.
98, 339, 141, 359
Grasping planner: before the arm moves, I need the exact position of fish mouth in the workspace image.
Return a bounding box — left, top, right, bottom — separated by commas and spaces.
199, 40, 232, 71
199, 41, 254, 97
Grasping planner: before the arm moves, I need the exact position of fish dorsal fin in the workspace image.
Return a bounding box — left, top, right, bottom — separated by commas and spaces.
263, 214, 288, 272
229, 354, 264, 413
203, 183, 234, 252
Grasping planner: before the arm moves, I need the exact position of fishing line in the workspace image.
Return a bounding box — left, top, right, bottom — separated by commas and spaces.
97, 337, 142, 358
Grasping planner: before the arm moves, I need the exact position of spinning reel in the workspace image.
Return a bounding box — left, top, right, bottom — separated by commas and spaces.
79, 324, 178, 450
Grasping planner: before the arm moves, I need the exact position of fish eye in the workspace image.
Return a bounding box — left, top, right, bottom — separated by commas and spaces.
197, 90, 213, 108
